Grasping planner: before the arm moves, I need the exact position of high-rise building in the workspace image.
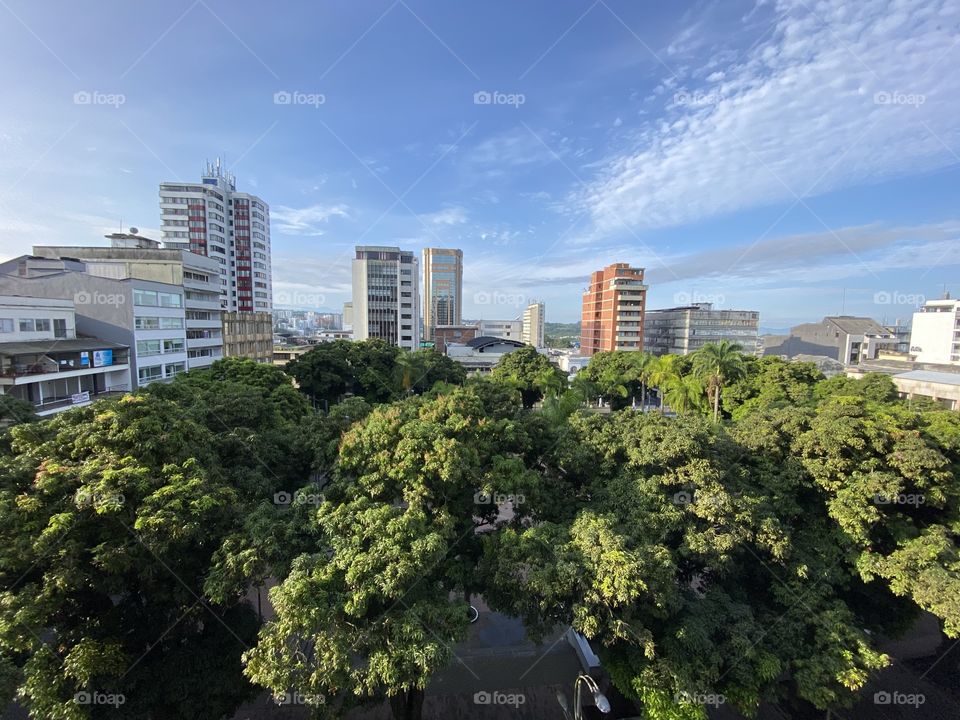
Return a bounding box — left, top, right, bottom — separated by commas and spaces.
909, 297, 960, 365
644, 303, 759, 356
160, 159, 272, 313
580, 263, 647, 356
351, 246, 420, 350
422, 248, 463, 340
522, 302, 545, 348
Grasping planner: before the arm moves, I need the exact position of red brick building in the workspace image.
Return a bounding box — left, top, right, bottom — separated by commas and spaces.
580, 263, 647, 356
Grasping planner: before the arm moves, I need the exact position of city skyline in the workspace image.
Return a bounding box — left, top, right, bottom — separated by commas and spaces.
0, 1, 957, 326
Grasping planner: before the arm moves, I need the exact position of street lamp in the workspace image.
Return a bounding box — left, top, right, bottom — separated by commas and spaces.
566, 673, 609, 719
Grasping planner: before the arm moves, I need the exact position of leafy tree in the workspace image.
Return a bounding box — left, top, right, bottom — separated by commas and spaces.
285, 340, 355, 406
243, 384, 539, 720
491, 346, 565, 409
577, 351, 651, 410
0, 395, 36, 427
661, 373, 706, 415
648, 354, 681, 414
722, 356, 823, 419
394, 349, 466, 395
813, 372, 898, 403
346, 339, 403, 403
0, 396, 262, 719
692, 341, 747, 421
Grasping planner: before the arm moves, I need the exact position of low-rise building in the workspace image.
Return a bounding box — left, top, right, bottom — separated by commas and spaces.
891, 370, 960, 410
273, 345, 311, 367
644, 303, 759, 356
909, 298, 960, 366
445, 336, 526, 372
222, 311, 273, 363
432, 324, 479, 353
763, 316, 898, 364
0, 295, 131, 416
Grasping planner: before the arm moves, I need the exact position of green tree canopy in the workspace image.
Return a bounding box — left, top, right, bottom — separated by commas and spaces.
491, 346, 566, 408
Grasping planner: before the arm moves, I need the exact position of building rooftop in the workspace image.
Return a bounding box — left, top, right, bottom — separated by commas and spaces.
0, 338, 128, 355
465, 336, 527, 350
894, 370, 960, 386
825, 316, 891, 335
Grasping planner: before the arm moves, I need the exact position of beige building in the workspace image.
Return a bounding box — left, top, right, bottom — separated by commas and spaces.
891, 370, 960, 410
352, 246, 420, 350
521, 302, 545, 348
222, 311, 273, 363
644, 303, 759, 356
422, 248, 463, 340
909, 298, 960, 366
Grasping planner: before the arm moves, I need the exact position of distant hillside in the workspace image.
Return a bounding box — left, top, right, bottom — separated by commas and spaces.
544, 321, 580, 349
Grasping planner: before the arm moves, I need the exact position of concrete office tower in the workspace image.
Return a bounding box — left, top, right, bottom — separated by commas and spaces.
910, 297, 960, 365
644, 303, 759, 356
522, 302, 545, 348
351, 246, 420, 350
580, 263, 647, 356
160, 159, 272, 312
422, 248, 463, 340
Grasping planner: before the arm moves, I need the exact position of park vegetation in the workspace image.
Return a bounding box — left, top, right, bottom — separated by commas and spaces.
0, 342, 957, 719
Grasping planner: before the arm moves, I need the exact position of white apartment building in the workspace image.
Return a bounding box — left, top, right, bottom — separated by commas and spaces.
477, 302, 546, 348
910, 298, 960, 365
30, 231, 224, 370
521, 302, 545, 348
0, 266, 188, 388
160, 159, 272, 313
0, 295, 131, 416
351, 246, 420, 350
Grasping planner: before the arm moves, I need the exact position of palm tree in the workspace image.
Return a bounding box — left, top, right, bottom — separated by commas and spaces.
692, 341, 746, 421
648, 354, 680, 414
662, 374, 707, 415
628, 352, 656, 410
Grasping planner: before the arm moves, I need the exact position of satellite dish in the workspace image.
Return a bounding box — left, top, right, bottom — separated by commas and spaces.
129, 227, 139, 235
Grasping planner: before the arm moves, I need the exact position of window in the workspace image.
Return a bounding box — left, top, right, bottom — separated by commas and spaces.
0, 318, 12, 333
137, 339, 162, 356
159, 292, 182, 308
134, 289, 159, 306
53, 318, 67, 338
164, 362, 186, 378
163, 339, 185, 353
135, 317, 183, 330
138, 365, 164, 383
160, 317, 183, 329
18, 319, 34, 332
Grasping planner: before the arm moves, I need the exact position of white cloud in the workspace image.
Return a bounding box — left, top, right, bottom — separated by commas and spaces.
421, 205, 468, 226
272, 203, 349, 235
579, 0, 960, 236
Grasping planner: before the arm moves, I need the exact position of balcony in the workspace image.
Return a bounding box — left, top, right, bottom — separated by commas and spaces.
186, 336, 223, 349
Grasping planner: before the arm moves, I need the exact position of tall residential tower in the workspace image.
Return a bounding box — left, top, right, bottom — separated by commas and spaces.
351, 246, 420, 350
580, 263, 647, 356
159, 159, 272, 313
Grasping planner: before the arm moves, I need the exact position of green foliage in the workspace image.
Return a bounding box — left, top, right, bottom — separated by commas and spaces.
0, 394, 36, 427
692, 341, 747, 421
490, 346, 565, 408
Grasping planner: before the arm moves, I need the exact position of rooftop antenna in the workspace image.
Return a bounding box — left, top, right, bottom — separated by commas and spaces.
840, 288, 846, 315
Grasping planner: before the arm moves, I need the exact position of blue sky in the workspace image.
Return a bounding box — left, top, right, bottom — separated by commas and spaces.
0, 0, 958, 328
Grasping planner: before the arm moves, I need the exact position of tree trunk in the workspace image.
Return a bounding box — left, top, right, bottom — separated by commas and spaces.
390, 688, 425, 720
713, 383, 720, 422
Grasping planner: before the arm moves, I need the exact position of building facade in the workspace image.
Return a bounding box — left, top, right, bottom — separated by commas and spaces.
580, 263, 647, 356
432, 324, 479, 353
644, 303, 759, 356
445, 336, 527, 372
31, 231, 224, 370
0, 269, 188, 388
222, 311, 273, 363
909, 298, 960, 365
422, 248, 463, 340
763, 316, 899, 364
0, 295, 131, 416
351, 246, 420, 350
521, 302, 545, 348
160, 159, 272, 313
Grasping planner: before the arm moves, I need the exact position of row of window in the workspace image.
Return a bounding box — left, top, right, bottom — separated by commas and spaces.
136, 339, 185, 356
135, 317, 184, 330
134, 289, 182, 308
138, 362, 186, 383
3, 318, 68, 336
